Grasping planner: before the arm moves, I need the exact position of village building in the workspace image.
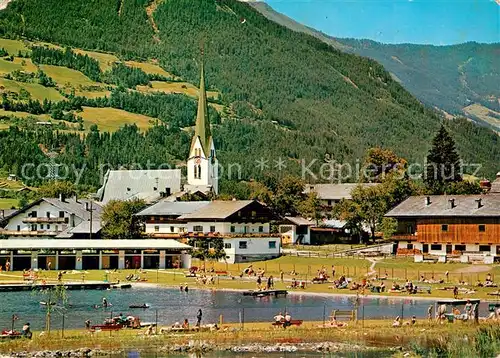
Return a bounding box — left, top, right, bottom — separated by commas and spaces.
177, 200, 281, 263
386, 194, 500, 264
279, 216, 314, 245
304, 183, 378, 211
135, 201, 210, 237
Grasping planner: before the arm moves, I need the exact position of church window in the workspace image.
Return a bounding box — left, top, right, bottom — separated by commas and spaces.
198, 165, 201, 179
194, 165, 198, 179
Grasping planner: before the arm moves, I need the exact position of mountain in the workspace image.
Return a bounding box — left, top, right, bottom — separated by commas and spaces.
0, 0, 498, 188
249, 1, 500, 131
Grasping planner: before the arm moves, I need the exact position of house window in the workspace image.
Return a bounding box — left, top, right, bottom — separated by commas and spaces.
193, 225, 203, 232
59, 211, 64, 218
430, 244, 442, 251
55, 225, 58, 231
479, 245, 490, 252
40, 224, 44, 230
210, 225, 216, 232
441, 224, 448, 232
268, 241, 276, 249
31, 211, 37, 217
170, 226, 175, 233
258, 226, 264, 233
327, 200, 332, 206
230, 226, 235, 233
251, 211, 256, 217
479, 225, 486, 232
239, 241, 247, 249
224, 243, 231, 249
154, 226, 159, 232
47, 224, 50, 230
455, 245, 466, 251
17, 225, 20, 231
31, 224, 36, 231
407, 244, 413, 250
46, 212, 51, 218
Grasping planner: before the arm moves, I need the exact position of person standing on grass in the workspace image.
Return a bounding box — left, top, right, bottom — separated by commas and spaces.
257, 275, 262, 290
453, 286, 459, 299
280, 270, 284, 282
427, 305, 433, 320
196, 309, 202, 327
5, 260, 10, 272
331, 265, 335, 278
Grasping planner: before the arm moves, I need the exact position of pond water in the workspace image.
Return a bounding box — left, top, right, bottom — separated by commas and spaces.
0, 286, 491, 330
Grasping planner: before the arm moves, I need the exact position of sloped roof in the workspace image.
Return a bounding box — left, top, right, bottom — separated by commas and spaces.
178, 200, 256, 220
284, 216, 315, 226
385, 195, 500, 218
136, 201, 210, 217
190, 60, 212, 156
97, 169, 182, 204
305, 183, 378, 200
43, 198, 102, 221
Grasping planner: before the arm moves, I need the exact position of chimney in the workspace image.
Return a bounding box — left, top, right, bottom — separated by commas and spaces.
425, 196, 431, 206
475, 198, 483, 209
0, 209, 4, 219
85, 202, 89, 211
448, 199, 455, 209
73, 194, 78, 203
59, 193, 65, 202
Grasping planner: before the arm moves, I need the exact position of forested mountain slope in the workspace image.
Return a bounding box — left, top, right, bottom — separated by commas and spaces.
0, 0, 498, 187
250, 1, 500, 131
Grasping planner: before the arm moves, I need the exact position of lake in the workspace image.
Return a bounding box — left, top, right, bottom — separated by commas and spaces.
0, 286, 490, 330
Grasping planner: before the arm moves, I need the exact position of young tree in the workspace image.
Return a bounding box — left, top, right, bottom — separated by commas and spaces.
102, 199, 147, 239
298, 191, 323, 225
425, 125, 462, 193
38, 181, 76, 198
362, 147, 407, 183
188, 237, 226, 265
37, 284, 68, 335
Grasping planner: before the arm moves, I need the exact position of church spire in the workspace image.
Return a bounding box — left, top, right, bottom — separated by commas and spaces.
192, 51, 211, 157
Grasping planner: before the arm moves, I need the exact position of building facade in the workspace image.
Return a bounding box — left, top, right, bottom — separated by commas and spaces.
178, 200, 281, 263
386, 195, 500, 263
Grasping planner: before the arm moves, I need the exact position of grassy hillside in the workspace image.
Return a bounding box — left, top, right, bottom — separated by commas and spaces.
250, 2, 500, 130
0, 0, 498, 185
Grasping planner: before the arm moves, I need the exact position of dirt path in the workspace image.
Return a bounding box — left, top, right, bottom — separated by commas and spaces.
146, 0, 162, 43
366, 258, 380, 277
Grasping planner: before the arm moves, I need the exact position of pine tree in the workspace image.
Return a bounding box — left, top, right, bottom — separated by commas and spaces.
425, 124, 462, 193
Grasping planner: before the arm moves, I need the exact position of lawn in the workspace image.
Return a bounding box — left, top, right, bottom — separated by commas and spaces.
0, 109, 51, 121
125, 60, 173, 77
78, 106, 155, 132
137, 81, 219, 100
40, 64, 100, 87
0, 198, 18, 209
0, 38, 29, 56
73, 49, 119, 71
0, 78, 64, 102
0, 57, 38, 75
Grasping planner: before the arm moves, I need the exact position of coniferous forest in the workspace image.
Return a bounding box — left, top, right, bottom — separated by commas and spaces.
0, 0, 498, 191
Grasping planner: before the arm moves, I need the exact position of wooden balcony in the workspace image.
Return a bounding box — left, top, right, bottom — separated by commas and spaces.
392, 233, 418, 241
185, 232, 281, 239
22, 217, 67, 223
0, 230, 58, 236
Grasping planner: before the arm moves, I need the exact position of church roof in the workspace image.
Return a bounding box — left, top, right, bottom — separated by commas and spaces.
190, 59, 212, 156
97, 169, 182, 204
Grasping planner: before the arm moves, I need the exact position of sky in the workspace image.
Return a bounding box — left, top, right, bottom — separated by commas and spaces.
264, 0, 500, 45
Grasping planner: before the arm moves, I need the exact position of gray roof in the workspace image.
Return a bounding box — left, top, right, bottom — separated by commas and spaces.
43, 198, 102, 221
97, 169, 181, 204
178, 200, 256, 220
136, 201, 210, 217
284, 216, 315, 226
321, 219, 347, 228
385, 195, 500, 218
305, 183, 378, 200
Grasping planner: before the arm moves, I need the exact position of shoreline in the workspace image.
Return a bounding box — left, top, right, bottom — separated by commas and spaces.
132, 282, 496, 303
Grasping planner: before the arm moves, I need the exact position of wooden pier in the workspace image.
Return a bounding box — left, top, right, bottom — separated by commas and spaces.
242, 289, 288, 297
0, 281, 117, 292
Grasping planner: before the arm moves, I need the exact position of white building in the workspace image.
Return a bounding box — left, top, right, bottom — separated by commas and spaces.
304, 183, 378, 209
135, 201, 210, 236
279, 216, 314, 245
178, 200, 281, 263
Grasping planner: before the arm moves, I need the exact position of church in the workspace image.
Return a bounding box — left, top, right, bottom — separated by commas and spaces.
96, 60, 218, 204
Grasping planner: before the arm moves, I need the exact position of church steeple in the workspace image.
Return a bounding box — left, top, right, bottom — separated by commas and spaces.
191, 56, 212, 157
